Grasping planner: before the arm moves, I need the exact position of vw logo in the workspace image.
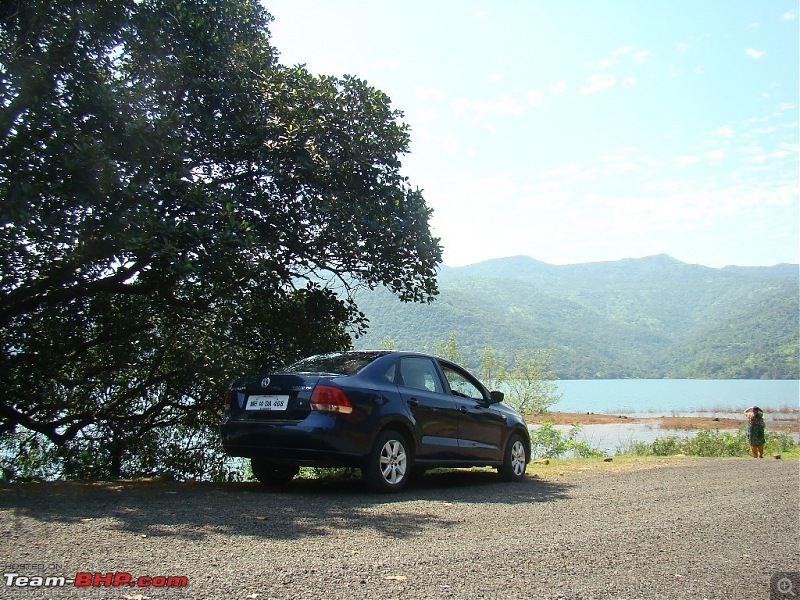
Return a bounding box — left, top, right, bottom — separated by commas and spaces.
261, 377, 271, 388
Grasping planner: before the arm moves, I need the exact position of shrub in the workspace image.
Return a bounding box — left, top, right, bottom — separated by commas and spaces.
766, 431, 796, 453
624, 426, 796, 458
648, 436, 684, 456
530, 422, 602, 459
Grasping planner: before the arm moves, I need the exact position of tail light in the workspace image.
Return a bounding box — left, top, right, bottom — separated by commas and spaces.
310, 385, 353, 414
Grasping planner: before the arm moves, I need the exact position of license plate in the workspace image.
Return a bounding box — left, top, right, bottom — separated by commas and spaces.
245, 395, 289, 411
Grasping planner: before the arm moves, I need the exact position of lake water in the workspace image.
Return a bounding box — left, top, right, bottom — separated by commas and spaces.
552, 379, 799, 416
541, 379, 799, 455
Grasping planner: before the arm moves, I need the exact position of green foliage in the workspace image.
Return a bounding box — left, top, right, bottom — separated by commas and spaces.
498, 348, 562, 413
379, 335, 396, 350
478, 347, 501, 389
0, 432, 61, 482
0, 0, 441, 480
529, 422, 603, 459
297, 467, 360, 482
353, 256, 798, 380
623, 427, 797, 457
430, 335, 559, 414
434, 330, 462, 363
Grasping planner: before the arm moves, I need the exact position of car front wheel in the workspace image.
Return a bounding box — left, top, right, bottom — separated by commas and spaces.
498, 433, 528, 482
363, 430, 411, 493
250, 458, 299, 487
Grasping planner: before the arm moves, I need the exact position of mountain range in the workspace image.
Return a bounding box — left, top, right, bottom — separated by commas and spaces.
350, 254, 799, 379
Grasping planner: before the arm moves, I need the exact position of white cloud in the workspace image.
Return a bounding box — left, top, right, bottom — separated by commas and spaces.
745, 48, 766, 60
753, 125, 777, 135
780, 9, 797, 21
582, 46, 651, 93
737, 144, 768, 165
539, 163, 593, 182
695, 65, 704, 75
597, 155, 640, 175
714, 125, 735, 138
551, 80, 568, 93
410, 127, 460, 154
611, 46, 636, 57
601, 47, 651, 66
580, 73, 616, 94
674, 155, 700, 167
527, 89, 544, 106
451, 94, 529, 121
412, 84, 446, 102
768, 147, 793, 160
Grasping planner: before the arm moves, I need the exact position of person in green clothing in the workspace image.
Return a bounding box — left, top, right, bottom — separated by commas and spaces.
744, 406, 766, 458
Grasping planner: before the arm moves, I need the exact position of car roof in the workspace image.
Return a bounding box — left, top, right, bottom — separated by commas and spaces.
325, 350, 452, 362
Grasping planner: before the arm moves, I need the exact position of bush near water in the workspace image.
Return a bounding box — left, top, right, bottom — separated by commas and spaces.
623, 427, 796, 458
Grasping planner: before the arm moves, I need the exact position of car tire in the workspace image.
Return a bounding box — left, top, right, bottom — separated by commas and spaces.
250, 458, 299, 486
498, 433, 528, 482
363, 430, 411, 493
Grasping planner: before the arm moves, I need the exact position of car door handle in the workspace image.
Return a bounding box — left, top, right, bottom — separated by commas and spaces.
459, 405, 469, 413
407, 398, 420, 407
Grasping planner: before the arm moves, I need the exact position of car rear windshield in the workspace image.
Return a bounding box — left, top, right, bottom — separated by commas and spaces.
281, 352, 383, 375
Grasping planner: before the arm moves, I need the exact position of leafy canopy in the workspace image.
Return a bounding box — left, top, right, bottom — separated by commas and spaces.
0, 0, 441, 479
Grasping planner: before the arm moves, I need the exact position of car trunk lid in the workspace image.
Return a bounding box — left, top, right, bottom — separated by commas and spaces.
228, 374, 323, 421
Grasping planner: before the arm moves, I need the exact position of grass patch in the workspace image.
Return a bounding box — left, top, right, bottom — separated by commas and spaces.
526, 451, 799, 481
526, 454, 698, 479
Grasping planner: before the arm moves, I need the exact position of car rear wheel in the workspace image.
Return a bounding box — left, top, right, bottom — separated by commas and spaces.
363, 430, 411, 493
498, 433, 528, 482
250, 458, 299, 486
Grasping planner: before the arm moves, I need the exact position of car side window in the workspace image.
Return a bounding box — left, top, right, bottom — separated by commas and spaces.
440, 364, 485, 400
384, 362, 400, 385
397, 358, 444, 393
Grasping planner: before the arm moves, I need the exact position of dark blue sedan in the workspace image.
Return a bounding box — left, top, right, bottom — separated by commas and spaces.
221, 350, 531, 492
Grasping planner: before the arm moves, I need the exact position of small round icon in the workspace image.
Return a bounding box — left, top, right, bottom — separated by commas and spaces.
778, 577, 796, 597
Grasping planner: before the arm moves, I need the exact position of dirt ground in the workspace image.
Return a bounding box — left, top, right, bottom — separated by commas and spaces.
2, 459, 797, 599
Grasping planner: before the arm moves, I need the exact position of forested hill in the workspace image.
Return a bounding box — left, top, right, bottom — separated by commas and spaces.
351, 254, 800, 380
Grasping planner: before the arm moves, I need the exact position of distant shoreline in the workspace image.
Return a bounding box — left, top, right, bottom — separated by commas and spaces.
527, 411, 799, 433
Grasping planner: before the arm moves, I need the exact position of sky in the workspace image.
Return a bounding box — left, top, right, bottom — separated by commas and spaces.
262, 1, 799, 268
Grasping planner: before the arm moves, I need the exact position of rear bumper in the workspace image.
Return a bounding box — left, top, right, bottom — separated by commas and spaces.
220, 415, 371, 467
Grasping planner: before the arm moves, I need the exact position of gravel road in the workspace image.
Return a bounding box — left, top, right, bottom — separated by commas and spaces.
1, 458, 798, 600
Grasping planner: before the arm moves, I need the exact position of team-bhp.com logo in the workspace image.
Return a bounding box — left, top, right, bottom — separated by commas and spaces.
4, 572, 188, 589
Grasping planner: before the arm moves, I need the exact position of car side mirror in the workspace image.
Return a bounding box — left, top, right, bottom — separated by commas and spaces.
489, 390, 504, 404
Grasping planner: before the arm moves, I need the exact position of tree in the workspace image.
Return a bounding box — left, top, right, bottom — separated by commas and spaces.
379, 336, 396, 350
434, 330, 462, 363
498, 348, 562, 414
478, 347, 500, 389
0, 0, 441, 479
